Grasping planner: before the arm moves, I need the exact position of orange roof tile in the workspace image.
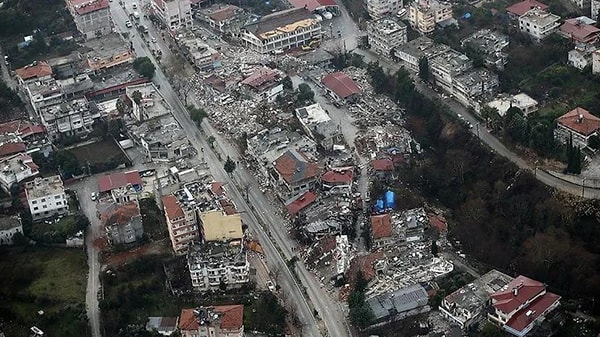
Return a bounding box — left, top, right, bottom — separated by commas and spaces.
162, 195, 184, 220
371, 213, 392, 239
491, 275, 546, 314
321, 72, 361, 99
179, 305, 244, 331
557, 107, 600, 136
15, 61, 52, 81
274, 149, 320, 184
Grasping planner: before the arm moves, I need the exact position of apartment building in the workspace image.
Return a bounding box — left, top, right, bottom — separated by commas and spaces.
97, 200, 144, 245
25, 175, 69, 221
241, 8, 321, 54
518, 8, 561, 41
38, 97, 99, 140
429, 48, 473, 93
559, 16, 600, 44
187, 242, 249, 292
0, 154, 39, 193
271, 149, 320, 200
128, 115, 194, 162
408, 0, 453, 34
452, 68, 499, 108
461, 29, 509, 70
554, 107, 600, 149
240, 67, 284, 103
179, 305, 244, 337
366, 0, 403, 20
295, 103, 344, 150
125, 83, 171, 122
15, 61, 53, 87
162, 194, 200, 254
568, 43, 597, 70
200, 209, 242, 242
367, 19, 407, 57
66, 0, 112, 39
152, 0, 193, 32
83, 33, 135, 73
179, 38, 222, 70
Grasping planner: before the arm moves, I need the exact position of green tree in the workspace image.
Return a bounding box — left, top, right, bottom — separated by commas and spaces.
296, 83, 314, 103
132, 57, 156, 78
431, 240, 439, 257
131, 90, 142, 105
418, 56, 430, 82
479, 323, 504, 337
224, 156, 236, 175
282, 76, 293, 91
367, 62, 387, 94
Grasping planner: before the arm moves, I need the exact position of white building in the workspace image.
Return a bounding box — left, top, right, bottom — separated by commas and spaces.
592, 49, 600, 73
125, 83, 171, 121
240, 67, 284, 103
408, 0, 453, 34
486, 93, 539, 116
452, 69, 499, 108
0, 153, 40, 193
66, 0, 112, 39
367, 19, 407, 57
38, 97, 99, 140
295, 103, 344, 150
152, 0, 193, 32
187, 242, 250, 292
241, 8, 321, 54
554, 107, 600, 149
568, 44, 596, 70
25, 175, 69, 221
518, 8, 561, 41
429, 49, 473, 93
0, 216, 23, 245
366, 0, 403, 20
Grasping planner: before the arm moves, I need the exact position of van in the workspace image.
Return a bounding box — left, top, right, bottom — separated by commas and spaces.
397, 8, 407, 18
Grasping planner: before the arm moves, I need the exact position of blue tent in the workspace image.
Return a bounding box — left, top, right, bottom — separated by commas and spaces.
463, 12, 472, 19
376, 199, 385, 212
385, 190, 395, 209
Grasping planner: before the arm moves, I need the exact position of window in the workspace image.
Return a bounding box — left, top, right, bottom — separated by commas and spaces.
55, 195, 61, 199
32, 200, 37, 204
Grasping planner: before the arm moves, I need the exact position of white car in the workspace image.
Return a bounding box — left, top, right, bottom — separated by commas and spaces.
125, 20, 132, 28
91, 192, 98, 201
266, 281, 275, 292
151, 37, 157, 43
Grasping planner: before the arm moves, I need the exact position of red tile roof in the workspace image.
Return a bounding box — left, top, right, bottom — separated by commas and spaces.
70, 0, 109, 15
287, 0, 336, 11
0, 120, 23, 135
347, 251, 385, 283
506, 0, 548, 16
19, 124, 45, 137
274, 149, 320, 185
285, 190, 318, 215
560, 19, 600, 43
428, 214, 448, 232
103, 201, 140, 226
491, 275, 546, 314
321, 167, 353, 184
241, 67, 280, 90
97, 170, 142, 193
556, 107, 600, 136
321, 72, 361, 99
371, 213, 393, 239
372, 159, 394, 171
219, 199, 238, 215
179, 305, 244, 331
210, 182, 226, 196
0, 142, 26, 157
505, 292, 561, 333
15, 61, 53, 81
162, 195, 184, 221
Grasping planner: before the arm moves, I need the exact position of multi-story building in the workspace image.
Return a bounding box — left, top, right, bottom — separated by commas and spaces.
461, 29, 509, 70
97, 200, 144, 245
488, 275, 561, 337
83, 33, 135, 73
152, 0, 193, 32
367, 19, 407, 57
440, 270, 513, 329
128, 115, 194, 162
0, 153, 39, 193
394, 36, 438, 71
408, 0, 453, 34
196, 4, 246, 33
592, 0, 600, 20
179, 38, 222, 70
559, 16, 600, 44
271, 149, 320, 200
240, 67, 283, 103
200, 209, 242, 242
162, 194, 200, 254
321, 167, 354, 195
568, 43, 597, 70
66, 0, 112, 39
187, 242, 249, 292
179, 305, 244, 337
295, 103, 344, 150
429, 49, 473, 93
125, 83, 171, 122
366, 0, 403, 20
0, 216, 23, 245
241, 8, 321, 54
506, 0, 548, 20
25, 175, 69, 221
554, 107, 600, 148
15, 61, 53, 87
452, 68, 499, 108
518, 8, 561, 41
38, 97, 99, 140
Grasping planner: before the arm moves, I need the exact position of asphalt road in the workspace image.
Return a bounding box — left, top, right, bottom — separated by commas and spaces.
109, 4, 349, 336
354, 49, 600, 199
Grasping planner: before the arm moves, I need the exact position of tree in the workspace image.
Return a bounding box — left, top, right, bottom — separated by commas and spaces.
116, 98, 127, 114
431, 240, 439, 257
282, 76, 293, 91
224, 156, 236, 175
131, 90, 142, 105
132, 57, 156, 78
418, 56, 430, 82
107, 119, 122, 138
296, 83, 314, 103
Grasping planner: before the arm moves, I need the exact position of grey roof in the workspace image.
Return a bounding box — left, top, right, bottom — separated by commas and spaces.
244, 8, 314, 35
0, 216, 21, 231
367, 283, 429, 320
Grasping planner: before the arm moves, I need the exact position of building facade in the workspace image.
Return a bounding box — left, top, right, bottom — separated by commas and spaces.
429, 49, 473, 93
367, 19, 408, 57
25, 175, 69, 221
554, 107, 600, 148
366, 0, 403, 19
408, 0, 453, 34
271, 149, 320, 200
452, 69, 499, 108
162, 194, 200, 254
66, 0, 112, 40
39, 97, 98, 140
179, 306, 244, 337
152, 0, 193, 32
0, 216, 23, 245
518, 8, 561, 41
187, 243, 249, 292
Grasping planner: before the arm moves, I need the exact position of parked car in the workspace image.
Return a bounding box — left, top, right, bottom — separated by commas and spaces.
91, 192, 97, 201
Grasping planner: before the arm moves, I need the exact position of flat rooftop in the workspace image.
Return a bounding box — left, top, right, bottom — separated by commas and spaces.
40, 97, 91, 122
126, 83, 171, 120
369, 19, 406, 35
130, 114, 186, 147
25, 175, 65, 199
83, 33, 130, 60
520, 8, 560, 26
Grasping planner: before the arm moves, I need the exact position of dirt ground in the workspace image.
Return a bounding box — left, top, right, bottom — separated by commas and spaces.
101, 241, 171, 267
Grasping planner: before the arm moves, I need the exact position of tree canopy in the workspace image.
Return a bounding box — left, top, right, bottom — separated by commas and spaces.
132, 57, 156, 78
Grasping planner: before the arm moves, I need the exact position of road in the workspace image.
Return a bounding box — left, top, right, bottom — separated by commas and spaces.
109, 3, 350, 336
354, 48, 600, 199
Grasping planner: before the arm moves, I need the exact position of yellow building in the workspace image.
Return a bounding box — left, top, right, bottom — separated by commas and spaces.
201, 210, 243, 242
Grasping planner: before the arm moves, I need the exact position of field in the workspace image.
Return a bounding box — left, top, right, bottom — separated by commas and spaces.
0, 247, 89, 337
69, 139, 129, 166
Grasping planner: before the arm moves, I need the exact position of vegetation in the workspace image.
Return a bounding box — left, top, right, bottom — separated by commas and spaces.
348, 271, 374, 329
0, 79, 25, 122
295, 83, 315, 104
365, 62, 600, 312
32, 150, 83, 178
187, 105, 208, 126
30, 214, 89, 244
133, 57, 156, 79
0, 247, 88, 337
282, 76, 293, 91
224, 156, 237, 174
139, 198, 169, 240
418, 57, 429, 82
565, 136, 582, 174
244, 291, 287, 336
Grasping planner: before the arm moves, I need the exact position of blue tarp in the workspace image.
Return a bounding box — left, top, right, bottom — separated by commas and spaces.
385, 190, 395, 209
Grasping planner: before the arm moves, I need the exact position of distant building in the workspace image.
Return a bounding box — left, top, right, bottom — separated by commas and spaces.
66, 0, 112, 39
0, 216, 23, 245
179, 305, 244, 337
367, 0, 403, 20
367, 19, 407, 57
408, 0, 453, 34
241, 67, 284, 103
321, 72, 361, 103
486, 93, 538, 116
271, 149, 320, 199
429, 48, 473, 94
0, 153, 39, 193
506, 0, 549, 20
367, 284, 430, 324
440, 269, 513, 329
593, 49, 600, 73
559, 16, 600, 44
592, 0, 600, 20
287, 0, 339, 12
25, 175, 69, 221
152, 0, 193, 32
295, 103, 344, 150
97, 200, 144, 245
554, 107, 600, 148
487, 275, 561, 337
461, 29, 509, 70
241, 8, 321, 54
146, 317, 178, 336
572, 0, 591, 11
187, 242, 249, 292
518, 8, 561, 41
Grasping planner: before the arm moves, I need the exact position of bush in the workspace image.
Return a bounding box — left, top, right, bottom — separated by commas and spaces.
133, 57, 156, 79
